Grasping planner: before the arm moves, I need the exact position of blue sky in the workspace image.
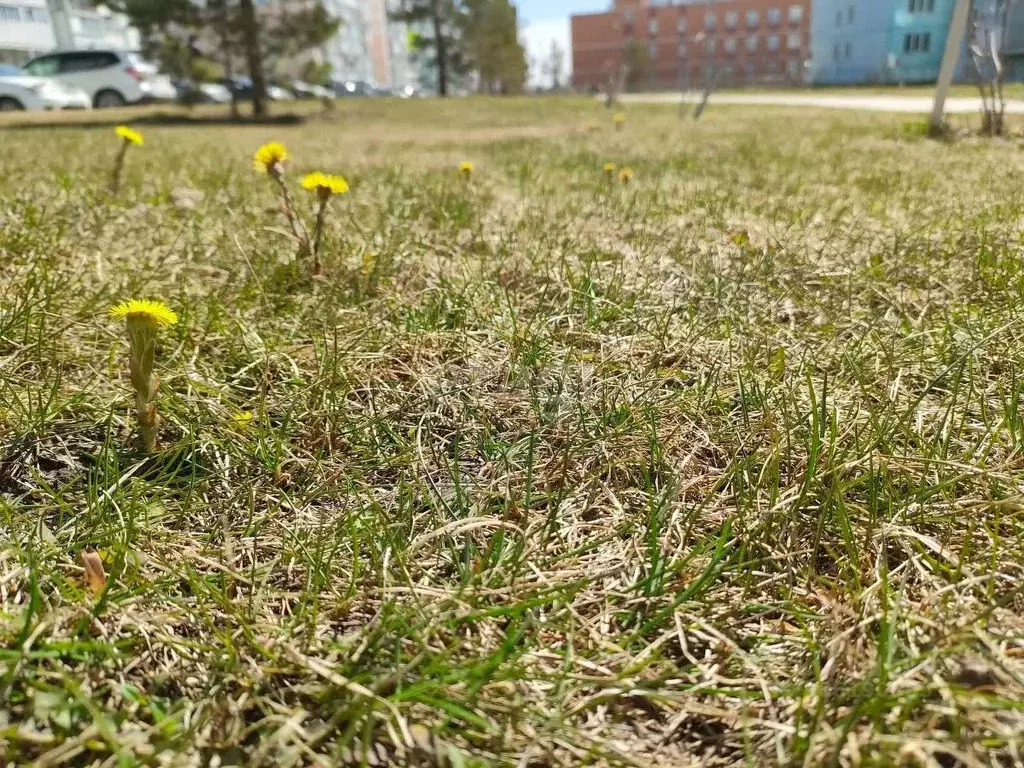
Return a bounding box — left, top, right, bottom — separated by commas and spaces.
518, 0, 603, 86
516, 0, 604, 24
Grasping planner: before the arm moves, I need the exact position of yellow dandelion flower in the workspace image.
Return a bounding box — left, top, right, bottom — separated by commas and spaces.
109, 299, 178, 327
603, 162, 616, 174
618, 167, 634, 184
301, 172, 349, 196
459, 161, 474, 175
253, 142, 289, 173
613, 112, 626, 124
115, 125, 144, 146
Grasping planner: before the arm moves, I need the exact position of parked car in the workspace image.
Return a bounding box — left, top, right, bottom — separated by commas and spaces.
0, 63, 91, 111
289, 80, 335, 100
172, 78, 233, 105
219, 77, 295, 102
22, 50, 176, 108
332, 79, 373, 97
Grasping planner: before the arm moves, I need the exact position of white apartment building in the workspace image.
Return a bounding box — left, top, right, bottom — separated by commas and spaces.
317, 0, 374, 83
316, 0, 424, 90
0, 1, 139, 64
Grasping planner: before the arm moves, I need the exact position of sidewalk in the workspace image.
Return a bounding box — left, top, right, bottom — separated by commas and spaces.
618, 91, 1024, 114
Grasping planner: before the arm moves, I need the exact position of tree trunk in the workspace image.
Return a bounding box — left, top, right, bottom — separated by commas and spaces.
239, 0, 267, 117
213, 0, 239, 120
431, 0, 448, 97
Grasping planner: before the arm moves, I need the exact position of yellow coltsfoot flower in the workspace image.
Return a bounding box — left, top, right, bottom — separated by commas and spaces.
253, 142, 289, 174
613, 112, 626, 130
459, 161, 474, 178
301, 172, 349, 200
109, 299, 178, 327
110, 299, 177, 452
603, 162, 616, 178
232, 411, 254, 431
255, 141, 310, 257
301, 171, 350, 273
110, 126, 143, 193
115, 125, 144, 146
618, 167, 634, 185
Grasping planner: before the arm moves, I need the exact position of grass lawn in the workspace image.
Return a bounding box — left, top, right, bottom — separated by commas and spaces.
2, 97, 1024, 766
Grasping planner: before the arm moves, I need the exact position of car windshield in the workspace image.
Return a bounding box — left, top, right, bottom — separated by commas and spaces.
0, 64, 24, 76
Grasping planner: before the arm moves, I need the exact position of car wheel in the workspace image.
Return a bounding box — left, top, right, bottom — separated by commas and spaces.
94, 90, 126, 108
0, 97, 24, 111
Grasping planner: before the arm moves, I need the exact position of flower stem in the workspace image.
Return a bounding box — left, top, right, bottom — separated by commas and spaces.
272, 169, 310, 258
109, 140, 128, 194
126, 324, 160, 452
312, 195, 329, 274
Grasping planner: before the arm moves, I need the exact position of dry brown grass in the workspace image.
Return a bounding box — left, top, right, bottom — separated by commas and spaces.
1, 97, 1023, 766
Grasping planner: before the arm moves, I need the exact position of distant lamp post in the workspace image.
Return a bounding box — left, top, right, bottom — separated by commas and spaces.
930, 0, 972, 134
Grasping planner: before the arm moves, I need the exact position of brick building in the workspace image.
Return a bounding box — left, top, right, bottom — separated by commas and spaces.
572, 0, 811, 91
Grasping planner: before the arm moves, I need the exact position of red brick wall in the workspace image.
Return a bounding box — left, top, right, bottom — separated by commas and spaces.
572, 0, 811, 90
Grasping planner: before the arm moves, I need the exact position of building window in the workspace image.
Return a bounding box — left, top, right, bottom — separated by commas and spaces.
649, 17, 658, 35
0, 4, 21, 22
787, 32, 801, 50
677, 17, 687, 33
649, 41, 658, 59
909, 0, 936, 10
705, 39, 717, 54
788, 5, 803, 22
848, 5, 855, 22
747, 10, 759, 27
833, 42, 841, 61
77, 17, 105, 38
24, 7, 49, 22
677, 42, 687, 57
767, 34, 780, 51
747, 35, 758, 52
845, 41, 852, 58
724, 37, 737, 53
725, 10, 738, 28
787, 59, 800, 78
836, 9, 842, 25
705, 11, 717, 30
767, 8, 781, 25
903, 32, 931, 52
624, 10, 635, 26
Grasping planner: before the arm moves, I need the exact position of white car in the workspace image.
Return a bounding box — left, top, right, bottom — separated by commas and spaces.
22, 50, 177, 108
0, 64, 91, 111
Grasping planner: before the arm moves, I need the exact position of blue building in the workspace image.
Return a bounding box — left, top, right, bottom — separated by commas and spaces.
810, 0, 960, 84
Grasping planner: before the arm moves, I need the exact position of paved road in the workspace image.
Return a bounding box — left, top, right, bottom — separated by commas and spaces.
619, 91, 1024, 114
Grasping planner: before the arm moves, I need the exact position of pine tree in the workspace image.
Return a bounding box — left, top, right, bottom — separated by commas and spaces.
391, 0, 468, 97
462, 0, 526, 95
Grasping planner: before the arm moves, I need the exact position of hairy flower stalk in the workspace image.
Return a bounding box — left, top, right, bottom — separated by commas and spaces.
110, 125, 143, 194
301, 172, 349, 274
109, 299, 177, 452
254, 142, 310, 257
